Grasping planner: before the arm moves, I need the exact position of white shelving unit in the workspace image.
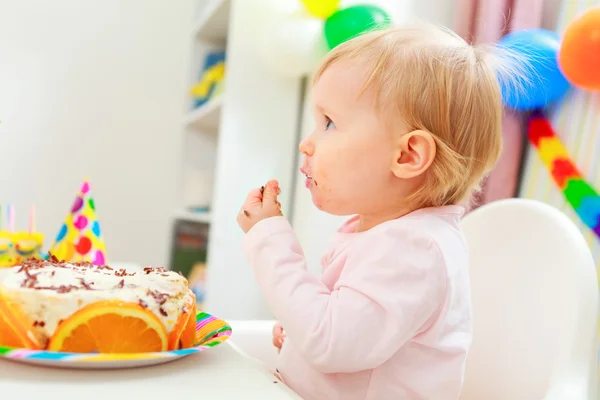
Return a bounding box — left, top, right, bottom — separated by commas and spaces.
191, 0, 230, 44
182, 95, 223, 132
174, 0, 229, 225
172, 0, 305, 320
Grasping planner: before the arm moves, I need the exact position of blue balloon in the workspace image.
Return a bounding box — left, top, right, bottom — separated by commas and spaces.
497, 29, 571, 111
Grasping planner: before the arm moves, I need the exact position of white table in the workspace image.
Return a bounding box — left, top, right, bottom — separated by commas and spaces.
0, 342, 302, 399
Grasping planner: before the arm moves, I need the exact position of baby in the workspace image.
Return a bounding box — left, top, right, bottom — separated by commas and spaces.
238, 23, 511, 400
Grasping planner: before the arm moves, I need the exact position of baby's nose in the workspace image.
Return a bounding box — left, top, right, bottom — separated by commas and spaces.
299, 135, 314, 156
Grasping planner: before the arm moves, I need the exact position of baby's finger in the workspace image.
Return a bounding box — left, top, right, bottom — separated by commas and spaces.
262, 179, 280, 207
243, 187, 264, 207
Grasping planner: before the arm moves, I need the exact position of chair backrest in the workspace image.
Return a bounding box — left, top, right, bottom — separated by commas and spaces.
459, 199, 598, 399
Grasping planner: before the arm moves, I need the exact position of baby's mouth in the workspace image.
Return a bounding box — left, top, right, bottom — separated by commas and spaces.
303, 172, 317, 187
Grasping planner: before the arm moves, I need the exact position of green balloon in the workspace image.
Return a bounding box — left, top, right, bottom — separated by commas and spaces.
324, 5, 392, 49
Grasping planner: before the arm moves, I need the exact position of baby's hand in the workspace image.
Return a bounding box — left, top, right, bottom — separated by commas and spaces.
272, 321, 286, 351
237, 179, 283, 233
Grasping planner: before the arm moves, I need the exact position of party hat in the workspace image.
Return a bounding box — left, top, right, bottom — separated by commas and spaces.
50, 179, 107, 265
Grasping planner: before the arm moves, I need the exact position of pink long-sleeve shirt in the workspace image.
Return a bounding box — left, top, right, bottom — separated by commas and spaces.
242, 205, 472, 400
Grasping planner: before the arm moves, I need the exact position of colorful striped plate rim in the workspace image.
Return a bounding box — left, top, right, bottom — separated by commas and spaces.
0, 311, 231, 362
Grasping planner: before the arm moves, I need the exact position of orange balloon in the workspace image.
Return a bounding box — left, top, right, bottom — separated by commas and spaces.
559, 7, 600, 90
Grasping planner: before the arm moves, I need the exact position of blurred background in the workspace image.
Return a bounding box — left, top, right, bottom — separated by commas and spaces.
1, 0, 598, 322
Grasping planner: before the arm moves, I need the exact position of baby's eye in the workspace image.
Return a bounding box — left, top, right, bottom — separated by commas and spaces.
325, 117, 335, 131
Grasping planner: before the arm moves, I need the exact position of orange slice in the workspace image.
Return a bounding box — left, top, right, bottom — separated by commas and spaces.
0, 292, 41, 349
168, 295, 197, 350
47, 300, 168, 353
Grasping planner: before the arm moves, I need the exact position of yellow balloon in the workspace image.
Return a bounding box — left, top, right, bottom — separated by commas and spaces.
300, 0, 341, 19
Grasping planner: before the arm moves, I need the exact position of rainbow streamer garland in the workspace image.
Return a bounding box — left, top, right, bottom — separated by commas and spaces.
528, 112, 600, 238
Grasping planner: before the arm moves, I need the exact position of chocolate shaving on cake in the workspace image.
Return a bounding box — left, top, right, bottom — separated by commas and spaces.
115, 279, 125, 289
159, 307, 168, 317
115, 269, 128, 277
33, 284, 80, 294
51, 271, 56, 277
138, 299, 148, 308
17, 253, 107, 273
18, 257, 50, 272
55, 284, 80, 294
21, 269, 39, 288
72, 260, 113, 271
144, 266, 168, 275
58, 285, 78, 293
72, 261, 95, 268
147, 289, 169, 305
48, 253, 60, 262
33, 320, 45, 328
78, 278, 93, 290
22, 277, 37, 288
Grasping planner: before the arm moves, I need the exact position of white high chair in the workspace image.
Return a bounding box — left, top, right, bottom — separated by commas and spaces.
459, 198, 598, 400
228, 198, 599, 399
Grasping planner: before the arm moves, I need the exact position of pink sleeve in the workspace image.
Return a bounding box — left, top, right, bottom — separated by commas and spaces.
242, 216, 447, 373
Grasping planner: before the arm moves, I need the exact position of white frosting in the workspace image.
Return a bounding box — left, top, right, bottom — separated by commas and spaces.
0, 261, 192, 346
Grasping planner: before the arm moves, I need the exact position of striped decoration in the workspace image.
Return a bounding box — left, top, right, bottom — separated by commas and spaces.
0, 311, 231, 364
528, 112, 600, 239
520, 0, 600, 266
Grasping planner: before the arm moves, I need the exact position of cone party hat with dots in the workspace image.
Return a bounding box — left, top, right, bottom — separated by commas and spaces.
50, 179, 107, 264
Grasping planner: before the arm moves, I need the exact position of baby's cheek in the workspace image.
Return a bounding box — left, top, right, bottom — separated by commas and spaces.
317, 167, 327, 180
313, 186, 345, 214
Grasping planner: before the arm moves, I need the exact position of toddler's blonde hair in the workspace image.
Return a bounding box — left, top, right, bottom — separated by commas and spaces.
314, 23, 522, 208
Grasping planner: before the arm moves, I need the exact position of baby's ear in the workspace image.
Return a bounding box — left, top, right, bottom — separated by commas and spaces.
391, 130, 436, 179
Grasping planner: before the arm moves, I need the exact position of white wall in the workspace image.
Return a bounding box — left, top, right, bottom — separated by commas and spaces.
0, 0, 192, 267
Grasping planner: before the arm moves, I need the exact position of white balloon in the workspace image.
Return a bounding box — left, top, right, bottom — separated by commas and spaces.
260, 12, 329, 78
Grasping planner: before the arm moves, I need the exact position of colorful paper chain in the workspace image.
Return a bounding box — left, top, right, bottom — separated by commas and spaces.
528, 112, 600, 238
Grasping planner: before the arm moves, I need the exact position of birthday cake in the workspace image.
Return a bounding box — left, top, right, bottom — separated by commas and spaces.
0, 256, 196, 353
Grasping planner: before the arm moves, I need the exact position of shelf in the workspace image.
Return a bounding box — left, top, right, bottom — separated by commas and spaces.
183, 96, 222, 131
191, 0, 230, 45
173, 210, 212, 224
